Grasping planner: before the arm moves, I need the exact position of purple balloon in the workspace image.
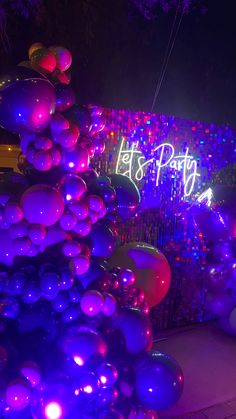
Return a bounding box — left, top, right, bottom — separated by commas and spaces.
112, 308, 152, 354
21, 184, 65, 226
62, 145, 90, 173
206, 290, 235, 317
0, 79, 56, 134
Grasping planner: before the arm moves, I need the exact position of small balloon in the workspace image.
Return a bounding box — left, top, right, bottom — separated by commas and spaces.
80, 290, 104, 316
110, 174, 140, 221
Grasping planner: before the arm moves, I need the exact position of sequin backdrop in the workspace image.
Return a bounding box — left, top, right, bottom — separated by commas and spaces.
93, 108, 236, 330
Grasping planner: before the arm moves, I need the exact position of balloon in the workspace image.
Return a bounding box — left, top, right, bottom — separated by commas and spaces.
40, 272, 60, 300
102, 293, 117, 316
28, 224, 47, 244
30, 48, 57, 73
58, 174, 87, 202
219, 309, 236, 335
68, 201, 88, 219
109, 242, 171, 307
50, 112, 70, 134
0, 79, 56, 134
62, 145, 90, 173
64, 105, 92, 136
9, 219, 29, 239
49, 46, 72, 71
71, 254, 90, 275
119, 269, 135, 287
33, 150, 53, 171
191, 205, 229, 241
21, 281, 41, 304
60, 210, 77, 230
4, 202, 23, 224
62, 240, 81, 257
51, 292, 69, 312
80, 290, 104, 316
87, 223, 116, 258
96, 363, 118, 385
86, 195, 104, 212
113, 308, 152, 354
55, 84, 75, 112
21, 184, 64, 226
6, 379, 31, 410
135, 351, 184, 411
60, 328, 107, 366
20, 361, 41, 387
110, 174, 140, 220
206, 290, 235, 317
28, 42, 44, 59
34, 136, 53, 151
13, 237, 31, 255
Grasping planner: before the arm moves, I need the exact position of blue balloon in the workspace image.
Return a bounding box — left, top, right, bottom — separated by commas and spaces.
110, 174, 140, 221
135, 351, 184, 411
0, 79, 56, 134
112, 308, 152, 354
87, 223, 116, 258
51, 292, 70, 312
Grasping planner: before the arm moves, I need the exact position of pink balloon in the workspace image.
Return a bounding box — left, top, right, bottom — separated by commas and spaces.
50, 46, 72, 71
21, 184, 65, 227
62, 240, 81, 257
80, 290, 104, 316
71, 255, 90, 275
31, 48, 57, 73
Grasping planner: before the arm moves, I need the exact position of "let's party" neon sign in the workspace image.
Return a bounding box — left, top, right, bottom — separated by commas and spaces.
115, 138, 201, 197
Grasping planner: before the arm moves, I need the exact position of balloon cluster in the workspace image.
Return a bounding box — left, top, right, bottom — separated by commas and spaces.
0, 43, 183, 417
191, 185, 236, 335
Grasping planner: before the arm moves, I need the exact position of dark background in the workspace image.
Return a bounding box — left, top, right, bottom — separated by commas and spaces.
1, 0, 236, 128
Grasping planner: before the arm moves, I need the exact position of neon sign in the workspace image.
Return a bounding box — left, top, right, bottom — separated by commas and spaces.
115, 137, 200, 197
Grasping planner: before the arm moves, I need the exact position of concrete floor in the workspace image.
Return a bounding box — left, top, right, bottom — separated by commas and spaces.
154, 322, 236, 419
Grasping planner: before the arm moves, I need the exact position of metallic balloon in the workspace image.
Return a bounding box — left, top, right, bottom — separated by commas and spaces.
135, 351, 184, 411
109, 242, 171, 307
110, 174, 140, 221
0, 79, 56, 134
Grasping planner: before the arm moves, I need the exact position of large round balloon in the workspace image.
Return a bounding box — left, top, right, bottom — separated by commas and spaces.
109, 242, 171, 307
110, 174, 140, 220
135, 351, 184, 411
20, 184, 64, 226
112, 308, 152, 354
0, 78, 56, 134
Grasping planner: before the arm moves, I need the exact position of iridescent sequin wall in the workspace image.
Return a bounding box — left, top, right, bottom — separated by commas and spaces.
93, 108, 236, 330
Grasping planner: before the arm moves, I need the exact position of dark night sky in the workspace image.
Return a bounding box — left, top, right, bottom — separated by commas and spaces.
1, 0, 236, 128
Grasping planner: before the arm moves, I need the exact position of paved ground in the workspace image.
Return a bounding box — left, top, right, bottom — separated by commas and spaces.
154, 322, 236, 419
159, 398, 236, 418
